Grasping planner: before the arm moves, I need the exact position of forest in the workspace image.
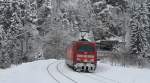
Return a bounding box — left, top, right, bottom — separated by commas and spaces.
0, 0, 150, 68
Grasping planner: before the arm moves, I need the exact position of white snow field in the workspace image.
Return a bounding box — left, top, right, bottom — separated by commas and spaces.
0, 59, 150, 83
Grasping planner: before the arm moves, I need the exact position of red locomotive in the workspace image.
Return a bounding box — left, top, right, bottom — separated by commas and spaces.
66, 40, 97, 72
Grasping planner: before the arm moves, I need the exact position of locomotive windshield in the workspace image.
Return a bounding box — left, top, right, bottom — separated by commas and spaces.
78, 45, 95, 52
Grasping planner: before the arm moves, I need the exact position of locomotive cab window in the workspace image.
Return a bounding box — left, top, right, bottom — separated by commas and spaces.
78, 45, 95, 52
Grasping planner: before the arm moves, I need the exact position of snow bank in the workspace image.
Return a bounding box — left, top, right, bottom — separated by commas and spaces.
0, 59, 57, 83
0, 59, 149, 83
97, 61, 150, 83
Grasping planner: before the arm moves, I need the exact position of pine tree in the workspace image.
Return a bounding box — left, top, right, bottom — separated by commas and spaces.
129, 3, 149, 64
146, 0, 150, 44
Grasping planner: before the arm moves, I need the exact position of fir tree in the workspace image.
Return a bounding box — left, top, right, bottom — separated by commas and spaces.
129, 3, 149, 61
146, 0, 150, 44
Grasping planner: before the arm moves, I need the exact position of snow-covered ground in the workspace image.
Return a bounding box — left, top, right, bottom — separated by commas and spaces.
0, 59, 150, 83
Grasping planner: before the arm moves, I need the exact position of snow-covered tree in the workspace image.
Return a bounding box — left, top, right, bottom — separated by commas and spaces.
90, 0, 128, 40
129, 3, 149, 65
145, 0, 150, 44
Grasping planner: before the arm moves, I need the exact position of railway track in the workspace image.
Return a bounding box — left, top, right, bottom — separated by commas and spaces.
47, 60, 121, 83
47, 61, 78, 83
56, 62, 78, 83
59, 61, 110, 83
47, 61, 60, 83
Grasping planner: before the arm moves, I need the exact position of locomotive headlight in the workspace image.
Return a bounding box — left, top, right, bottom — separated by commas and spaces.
83, 59, 88, 62
77, 57, 81, 61
90, 59, 94, 62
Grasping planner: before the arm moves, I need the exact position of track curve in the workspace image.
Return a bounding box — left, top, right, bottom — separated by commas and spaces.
47, 60, 121, 83
56, 62, 78, 83
58, 61, 105, 83
47, 61, 60, 83
47, 61, 78, 83
58, 60, 121, 83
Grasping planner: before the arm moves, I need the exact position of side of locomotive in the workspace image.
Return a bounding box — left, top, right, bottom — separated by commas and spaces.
66, 41, 97, 72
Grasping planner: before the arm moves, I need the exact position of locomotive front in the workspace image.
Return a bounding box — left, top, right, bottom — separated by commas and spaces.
73, 41, 97, 72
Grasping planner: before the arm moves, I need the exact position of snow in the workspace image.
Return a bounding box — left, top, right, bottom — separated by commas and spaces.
107, 37, 124, 42
63, 0, 79, 9
98, 4, 113, 14
96, 37, 123, 43
0, 59, 150, 83
93, 1, 105, 6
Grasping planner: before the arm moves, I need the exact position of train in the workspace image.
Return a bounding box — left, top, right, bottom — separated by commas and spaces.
66, 39, 97, 72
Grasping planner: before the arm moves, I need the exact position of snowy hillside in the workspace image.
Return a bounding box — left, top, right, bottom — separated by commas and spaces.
0, 59, 150, 83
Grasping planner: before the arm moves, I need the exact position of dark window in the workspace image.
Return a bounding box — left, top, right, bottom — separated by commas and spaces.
78, 45, 95, 52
